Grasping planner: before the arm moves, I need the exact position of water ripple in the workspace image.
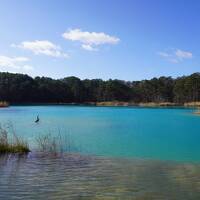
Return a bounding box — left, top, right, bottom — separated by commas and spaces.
1, 153, 200, 199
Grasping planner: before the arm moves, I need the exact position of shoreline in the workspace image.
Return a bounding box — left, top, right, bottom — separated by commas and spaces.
9, 101, 200, 108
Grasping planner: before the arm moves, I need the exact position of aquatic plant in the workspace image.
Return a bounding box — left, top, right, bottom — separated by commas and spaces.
36, 131, 71, 154
0, 123, 30, 154
0, 121, 72, 155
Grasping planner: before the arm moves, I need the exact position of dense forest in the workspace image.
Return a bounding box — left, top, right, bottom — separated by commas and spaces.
0, 72, 200, 104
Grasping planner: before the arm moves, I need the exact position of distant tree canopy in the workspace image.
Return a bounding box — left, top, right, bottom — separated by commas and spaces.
0, 72, 200, 104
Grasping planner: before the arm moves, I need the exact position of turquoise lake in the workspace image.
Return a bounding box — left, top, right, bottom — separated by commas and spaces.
0, 105, 199, 162
2, 106, 200, 199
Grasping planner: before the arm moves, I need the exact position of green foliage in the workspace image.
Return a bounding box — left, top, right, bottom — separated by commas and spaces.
0, 72, 200, 104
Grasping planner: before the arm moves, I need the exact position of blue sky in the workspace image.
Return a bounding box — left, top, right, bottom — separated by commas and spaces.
0, 0, 199, 80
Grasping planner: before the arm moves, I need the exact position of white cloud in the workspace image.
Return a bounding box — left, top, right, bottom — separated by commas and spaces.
62, 28, 120, 51
12, 40, 69, 58
81, 44, 98, 51
158, 52, 170, 58
0, 55, 33, 71
175, 49, 193, 60
158, 49, 193, 63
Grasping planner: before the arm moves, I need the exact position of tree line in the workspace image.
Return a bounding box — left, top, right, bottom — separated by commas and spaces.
0, 72, 200, 104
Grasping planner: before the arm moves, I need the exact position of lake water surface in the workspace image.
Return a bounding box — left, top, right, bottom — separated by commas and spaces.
0, 105, 199, 162
1, 106, 200, 199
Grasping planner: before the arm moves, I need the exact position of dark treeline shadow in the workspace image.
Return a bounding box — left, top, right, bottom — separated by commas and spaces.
0, 72, 200, 104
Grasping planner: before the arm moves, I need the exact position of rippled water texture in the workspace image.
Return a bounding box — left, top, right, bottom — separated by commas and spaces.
1, 153, 200, 200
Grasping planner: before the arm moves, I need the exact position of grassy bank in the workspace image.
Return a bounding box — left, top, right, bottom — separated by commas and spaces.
184, 102, 200, 107
0, 101, 9, 108
94, 101, 181, 107
95, 101, 200, 108
10, 101, 200, 108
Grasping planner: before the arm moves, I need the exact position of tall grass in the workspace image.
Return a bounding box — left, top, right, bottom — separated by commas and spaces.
36, 130, 71, 154
0, 123, 30, 154
0, 122, 72, 154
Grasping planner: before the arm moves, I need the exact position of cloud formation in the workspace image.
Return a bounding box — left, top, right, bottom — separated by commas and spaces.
12, 40, 68, 58
0, 55, 33, 71
175, 49, 193, 60
62, 28, 120, 51
158, 49, 193, 63
81, 44, 98, 51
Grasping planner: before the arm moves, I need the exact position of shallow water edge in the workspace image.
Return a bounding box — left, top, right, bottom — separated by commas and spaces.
1, 152, 200, 200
